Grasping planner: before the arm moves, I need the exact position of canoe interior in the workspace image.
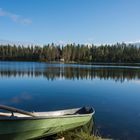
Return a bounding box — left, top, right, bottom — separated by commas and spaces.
0, 106, 95, 119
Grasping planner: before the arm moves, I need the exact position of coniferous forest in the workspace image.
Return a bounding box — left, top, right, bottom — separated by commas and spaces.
0, 43, 140, 63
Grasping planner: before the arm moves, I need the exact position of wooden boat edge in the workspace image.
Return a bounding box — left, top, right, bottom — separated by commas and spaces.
0, 106, 95, 120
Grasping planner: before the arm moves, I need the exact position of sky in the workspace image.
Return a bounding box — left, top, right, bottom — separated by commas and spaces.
0, 0, 140, 45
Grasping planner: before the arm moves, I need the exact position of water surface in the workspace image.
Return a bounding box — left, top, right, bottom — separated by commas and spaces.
0, 61, 140, 139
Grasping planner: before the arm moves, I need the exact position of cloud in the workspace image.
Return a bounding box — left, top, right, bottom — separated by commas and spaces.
0, 8, 6, 16
0, 8, 32, 25
57, 40, 66, 45
124, 40, 140, 44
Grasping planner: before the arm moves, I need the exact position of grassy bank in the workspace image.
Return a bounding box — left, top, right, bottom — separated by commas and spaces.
61, 61, 140, 66
1, 60, 140, 67
56, 131, 111, 140
44, 129, 112, 140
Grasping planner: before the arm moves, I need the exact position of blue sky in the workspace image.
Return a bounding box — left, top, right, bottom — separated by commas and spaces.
0, 0, 140, 45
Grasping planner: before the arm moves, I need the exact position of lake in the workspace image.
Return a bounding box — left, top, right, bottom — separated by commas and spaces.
0, 61, 140, 139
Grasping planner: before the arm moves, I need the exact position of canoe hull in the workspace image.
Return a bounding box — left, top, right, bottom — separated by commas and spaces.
0, 115, 93, 140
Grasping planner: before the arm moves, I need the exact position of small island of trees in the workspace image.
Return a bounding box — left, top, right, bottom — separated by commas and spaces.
0, 43, 140, 63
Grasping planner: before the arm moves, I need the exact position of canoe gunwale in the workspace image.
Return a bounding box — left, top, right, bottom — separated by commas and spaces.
0, 113, 94, 121
0, 107, 95, 121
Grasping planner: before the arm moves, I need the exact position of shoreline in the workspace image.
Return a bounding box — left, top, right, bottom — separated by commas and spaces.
1, 60, 140, 67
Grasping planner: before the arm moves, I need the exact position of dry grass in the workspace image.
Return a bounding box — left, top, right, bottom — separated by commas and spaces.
55, 130, 112, 140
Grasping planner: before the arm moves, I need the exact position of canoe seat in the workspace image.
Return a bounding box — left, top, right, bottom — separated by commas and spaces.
74, 107, 93, 114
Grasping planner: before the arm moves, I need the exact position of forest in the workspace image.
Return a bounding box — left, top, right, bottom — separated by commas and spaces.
0, 43, 140, 63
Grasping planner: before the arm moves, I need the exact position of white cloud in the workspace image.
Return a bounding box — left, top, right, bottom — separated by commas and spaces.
0, 8, 32, 25
21, 19, 32, 24
124, 40, 140, 44
57, 40, 66, 45
0, 8, 6, 16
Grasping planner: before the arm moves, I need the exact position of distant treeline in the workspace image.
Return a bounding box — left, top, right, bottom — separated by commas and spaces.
0, 43, 140, 63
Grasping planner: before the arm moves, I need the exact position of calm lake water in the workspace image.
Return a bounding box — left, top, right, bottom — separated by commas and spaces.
0, 61, 140, 139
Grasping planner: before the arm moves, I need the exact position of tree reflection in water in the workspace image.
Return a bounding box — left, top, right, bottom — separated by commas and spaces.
0, 65, 140, 82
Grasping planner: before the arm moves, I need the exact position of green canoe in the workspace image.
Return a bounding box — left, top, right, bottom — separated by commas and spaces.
0, 105, 95, 140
